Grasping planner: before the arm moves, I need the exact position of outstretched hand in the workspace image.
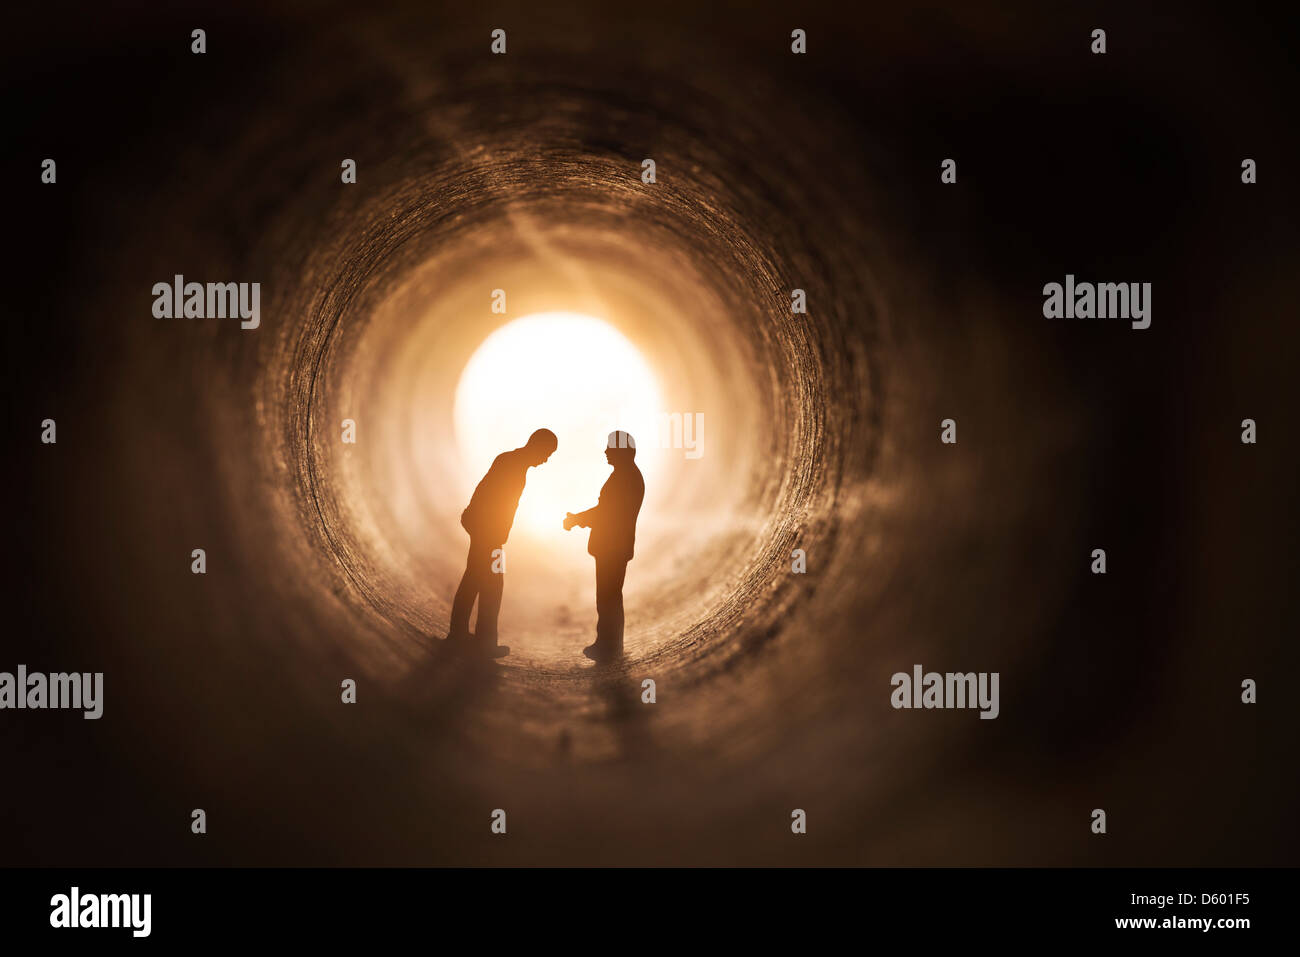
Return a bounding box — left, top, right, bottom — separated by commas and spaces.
562, 512, 577, 531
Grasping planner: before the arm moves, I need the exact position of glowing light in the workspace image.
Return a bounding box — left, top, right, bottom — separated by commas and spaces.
453, 313, 663, 538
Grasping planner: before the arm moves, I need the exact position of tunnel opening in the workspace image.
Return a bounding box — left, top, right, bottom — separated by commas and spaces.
288, 209, 837, 681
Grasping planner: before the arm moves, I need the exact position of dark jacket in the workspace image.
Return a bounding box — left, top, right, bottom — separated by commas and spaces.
460, 449, 531, 545
575, 464, 645, 562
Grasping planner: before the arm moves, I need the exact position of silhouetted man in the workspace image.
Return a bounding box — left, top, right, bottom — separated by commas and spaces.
448, 428, 557, 658
564, 431, 645, 662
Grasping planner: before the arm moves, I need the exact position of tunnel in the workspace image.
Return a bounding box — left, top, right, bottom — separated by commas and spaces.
6, 0, 1296, 866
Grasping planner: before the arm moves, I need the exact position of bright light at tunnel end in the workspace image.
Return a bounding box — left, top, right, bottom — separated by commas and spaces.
453, 312, 664, 539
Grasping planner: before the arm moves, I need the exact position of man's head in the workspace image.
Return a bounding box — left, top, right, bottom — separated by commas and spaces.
524, 428, 558, 466
605, 430, 636, 466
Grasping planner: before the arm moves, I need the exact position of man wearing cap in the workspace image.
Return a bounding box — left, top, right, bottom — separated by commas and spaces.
564, 431, 646, 662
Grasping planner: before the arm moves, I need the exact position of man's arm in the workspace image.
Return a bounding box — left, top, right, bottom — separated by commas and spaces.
564, 481, 610, 531
564, 503, 600, 530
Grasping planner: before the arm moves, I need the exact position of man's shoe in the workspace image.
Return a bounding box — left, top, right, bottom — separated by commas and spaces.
489, 644, 510, 659
583, 642, 618, 663
444, 632, 481, 658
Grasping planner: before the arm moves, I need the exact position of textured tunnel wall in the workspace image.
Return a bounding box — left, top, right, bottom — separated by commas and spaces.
5, 0, 1297, 865
189, 25, 888, 754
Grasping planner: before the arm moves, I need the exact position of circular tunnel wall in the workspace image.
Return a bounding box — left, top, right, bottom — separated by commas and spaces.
15, 0, 1293, 866
212, 44, 889, 771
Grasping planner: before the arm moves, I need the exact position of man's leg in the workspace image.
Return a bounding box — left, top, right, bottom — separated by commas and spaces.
448, 541, 482, 640
594, 559, 628, 655
475, 544, 505, 653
